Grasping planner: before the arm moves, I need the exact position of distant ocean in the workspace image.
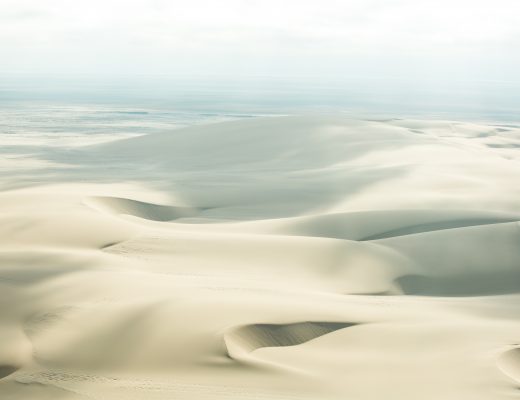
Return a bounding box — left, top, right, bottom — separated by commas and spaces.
0, 74, 518, 148
0, 101, 263, 148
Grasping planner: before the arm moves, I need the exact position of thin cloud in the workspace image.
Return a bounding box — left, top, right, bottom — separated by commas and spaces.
0, 0, 518, 80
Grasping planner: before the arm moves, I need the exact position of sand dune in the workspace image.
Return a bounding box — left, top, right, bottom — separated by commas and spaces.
1, 115, 520, 399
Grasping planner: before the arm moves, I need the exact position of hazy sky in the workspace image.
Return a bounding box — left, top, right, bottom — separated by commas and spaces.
1, 0, 519, 82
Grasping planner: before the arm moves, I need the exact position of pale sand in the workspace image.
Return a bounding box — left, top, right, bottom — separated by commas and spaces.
1, 115, 520, 399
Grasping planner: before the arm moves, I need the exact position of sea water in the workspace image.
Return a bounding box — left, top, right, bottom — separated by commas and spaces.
1, 74, 518, 150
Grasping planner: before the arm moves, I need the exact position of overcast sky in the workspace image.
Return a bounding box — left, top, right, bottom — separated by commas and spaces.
1, 0, 519, 83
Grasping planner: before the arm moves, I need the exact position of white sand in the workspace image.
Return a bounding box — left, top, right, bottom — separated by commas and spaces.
1, 115, 520, 399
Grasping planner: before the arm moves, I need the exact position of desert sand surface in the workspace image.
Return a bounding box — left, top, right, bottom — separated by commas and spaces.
1, 115, 520, 399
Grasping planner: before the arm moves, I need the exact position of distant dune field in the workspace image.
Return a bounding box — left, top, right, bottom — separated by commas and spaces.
1, 115, 520, 399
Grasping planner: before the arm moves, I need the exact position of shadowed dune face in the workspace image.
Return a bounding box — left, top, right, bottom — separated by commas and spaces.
359, 218, 520, 241
0, 365, 18, 379
395, 271, 520, 297
224, 322, 354, 359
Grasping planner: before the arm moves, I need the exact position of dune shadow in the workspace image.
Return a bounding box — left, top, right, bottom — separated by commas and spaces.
396, 271, 520, 297
487, 143, 520, 149
224, 321, 354, 359
0, 365, 19, 379
360, 218, 520, 241
0, 252, 90, 286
